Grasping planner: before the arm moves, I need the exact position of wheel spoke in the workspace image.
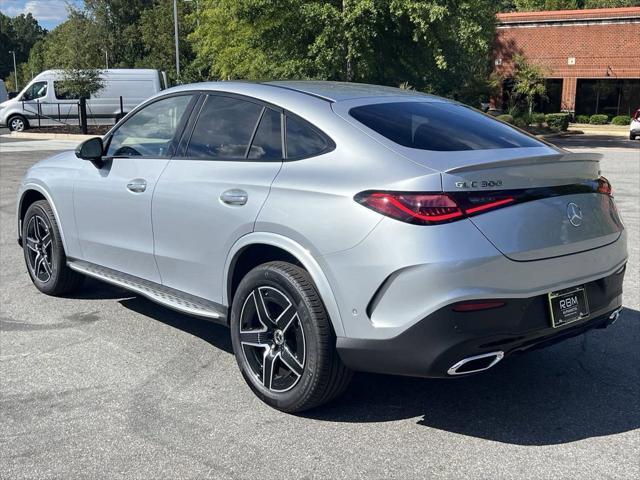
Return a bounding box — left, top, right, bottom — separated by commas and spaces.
280, 346, 304, 377
41, 232, 52, 249
41, 257, 52, 277
239, 330, 271, 347
275, 304, 298, 332
262, 350, 277, 390
26, 236, 38, 253
253, 288, 276, 328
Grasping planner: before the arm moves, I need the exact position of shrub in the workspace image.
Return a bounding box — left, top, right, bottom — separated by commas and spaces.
513, 116, 529, 128
497, 114, 514, 124
589, 114, 609, 125
531, 113, 546, 126
545, 113, 570, 131
575, 114, 590, 124
611, 115, 631, 126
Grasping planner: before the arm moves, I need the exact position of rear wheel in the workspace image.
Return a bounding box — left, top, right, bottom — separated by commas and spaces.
230, 261, 352, 412
8, 114, 28, 132
22, 200, 84, 295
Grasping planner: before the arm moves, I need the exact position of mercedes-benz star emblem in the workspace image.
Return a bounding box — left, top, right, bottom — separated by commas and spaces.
567, 202, 583, 227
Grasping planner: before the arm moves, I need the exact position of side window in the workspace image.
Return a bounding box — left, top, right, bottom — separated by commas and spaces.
107, 94, 193, 158
285, 115, 328, 158
22, 81, 47, 101
248, 108, 283, 160
53, 81, 78, 100
186, 95, 263, 159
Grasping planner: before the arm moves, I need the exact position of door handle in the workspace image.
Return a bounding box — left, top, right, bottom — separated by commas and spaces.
220, 189, 248, 206
126, 179, 147, 193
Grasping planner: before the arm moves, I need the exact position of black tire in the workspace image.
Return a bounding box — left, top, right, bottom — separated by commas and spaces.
22, 200, 84, 296
230, 261, 352, 413
631, 133, 636, 141
8, 114, 28, 132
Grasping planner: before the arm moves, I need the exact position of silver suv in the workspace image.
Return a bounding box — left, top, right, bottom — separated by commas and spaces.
17, 82, 627, 412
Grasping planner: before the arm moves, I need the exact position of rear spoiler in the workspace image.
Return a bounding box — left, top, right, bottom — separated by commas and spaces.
445, 152, 602, 174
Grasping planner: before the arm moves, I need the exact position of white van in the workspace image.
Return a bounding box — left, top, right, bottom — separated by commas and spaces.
0, 80, 7, 104
0, 69, 167, 131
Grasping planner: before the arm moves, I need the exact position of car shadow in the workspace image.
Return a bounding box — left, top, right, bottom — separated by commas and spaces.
304, 307, 640, 445
118, 295, 233, 354
115, 291, 639, 446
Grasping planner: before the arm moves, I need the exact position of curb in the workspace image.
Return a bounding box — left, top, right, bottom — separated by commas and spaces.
8, 132, 98, 141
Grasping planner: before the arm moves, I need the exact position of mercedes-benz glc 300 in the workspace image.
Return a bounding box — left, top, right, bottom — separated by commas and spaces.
17, 82, 626, 412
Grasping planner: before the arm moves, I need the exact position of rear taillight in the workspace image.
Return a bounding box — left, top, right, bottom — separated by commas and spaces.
597, 176, 613, 196
452, 300, 506, 312
355, 191, 514, 225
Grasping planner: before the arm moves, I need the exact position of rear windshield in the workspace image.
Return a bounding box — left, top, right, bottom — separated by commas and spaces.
349, 102, 543, 151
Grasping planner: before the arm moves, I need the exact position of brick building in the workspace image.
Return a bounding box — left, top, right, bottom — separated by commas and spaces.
493, 7, 640, 116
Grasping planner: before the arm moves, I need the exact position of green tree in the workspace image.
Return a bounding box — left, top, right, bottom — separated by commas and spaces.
513, 0, 578, 10
84, 0, 155, 68
0, 13, 17, 82
138, 0, 197, 83
10, 13, 46, 63
190, 0, 499, 104
512, 54, 547, 114
583, 0, 640, 6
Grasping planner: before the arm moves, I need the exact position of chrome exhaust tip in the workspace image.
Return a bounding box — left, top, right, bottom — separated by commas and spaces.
608, 307, 623, 324
447, 351, 504, 376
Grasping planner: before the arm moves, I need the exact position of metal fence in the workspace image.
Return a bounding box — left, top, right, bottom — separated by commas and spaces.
20, 96, 125, 133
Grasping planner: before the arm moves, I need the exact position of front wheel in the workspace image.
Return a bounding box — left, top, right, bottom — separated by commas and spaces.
8, 114, 28, 132
22, 200, 84, 295
230, 261, 352, 413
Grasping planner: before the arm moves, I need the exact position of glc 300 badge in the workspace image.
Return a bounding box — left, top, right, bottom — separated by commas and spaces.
455, 180, 503, 189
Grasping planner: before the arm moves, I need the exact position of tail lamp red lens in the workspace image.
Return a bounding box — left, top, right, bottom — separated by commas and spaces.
355, 191, 515, 225
597, 176, 613, 196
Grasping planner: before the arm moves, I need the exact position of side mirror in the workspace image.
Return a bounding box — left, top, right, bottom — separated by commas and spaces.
75, 137, 104, 167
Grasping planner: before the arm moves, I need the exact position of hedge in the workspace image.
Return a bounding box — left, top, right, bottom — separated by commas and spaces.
589, 114, 609, 125
531, 113, 546, 125
545, 113, 570, 131
496, 114, 514, 124
611, 115, 631, 126
575, 115, 590, 124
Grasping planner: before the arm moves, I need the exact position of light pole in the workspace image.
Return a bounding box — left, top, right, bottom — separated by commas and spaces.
173, 0, 180, 81
9, 50, 18, 90
104, 49, 109, 69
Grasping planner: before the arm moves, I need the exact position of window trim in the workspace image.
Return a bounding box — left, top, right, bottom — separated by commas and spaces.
171, 91, 335, 163
102, 92, 199, 160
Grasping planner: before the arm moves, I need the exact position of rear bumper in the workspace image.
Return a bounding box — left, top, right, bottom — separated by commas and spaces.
336, 266, 625, 378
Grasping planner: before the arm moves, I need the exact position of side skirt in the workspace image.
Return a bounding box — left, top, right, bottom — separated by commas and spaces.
67, 258, 228, 325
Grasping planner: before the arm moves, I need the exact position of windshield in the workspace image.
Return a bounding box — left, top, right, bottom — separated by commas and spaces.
349, 101, 544, 151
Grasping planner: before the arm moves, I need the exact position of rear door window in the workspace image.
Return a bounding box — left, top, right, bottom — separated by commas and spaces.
285, 115, 328, 158
248, 108, 283, 160
349, 101, 543, 151
186, 95, 263, 159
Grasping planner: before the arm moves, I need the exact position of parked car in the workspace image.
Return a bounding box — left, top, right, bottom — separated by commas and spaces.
630, 108, 640, 140
0, 79, 7, 103
0, 69, 167, 132
17, 82, 627, 412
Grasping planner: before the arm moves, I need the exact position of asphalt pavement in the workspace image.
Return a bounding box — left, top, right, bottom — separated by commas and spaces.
1, 133, 639, 479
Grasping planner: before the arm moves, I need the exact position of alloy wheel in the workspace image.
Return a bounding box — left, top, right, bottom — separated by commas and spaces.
239, 286, 306, 392
25, 214, 53, 283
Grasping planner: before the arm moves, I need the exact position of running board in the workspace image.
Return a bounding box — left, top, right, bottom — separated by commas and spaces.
67, 259, 227, 324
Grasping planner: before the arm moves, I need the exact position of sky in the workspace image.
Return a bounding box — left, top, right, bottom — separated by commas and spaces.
1, 0, 84, 30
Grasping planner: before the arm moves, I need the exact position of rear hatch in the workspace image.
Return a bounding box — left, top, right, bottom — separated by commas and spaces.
437, 148, 623, 261
339, 99, 623, 262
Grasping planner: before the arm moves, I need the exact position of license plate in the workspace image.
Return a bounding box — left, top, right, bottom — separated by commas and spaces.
548, 286, 590, 328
